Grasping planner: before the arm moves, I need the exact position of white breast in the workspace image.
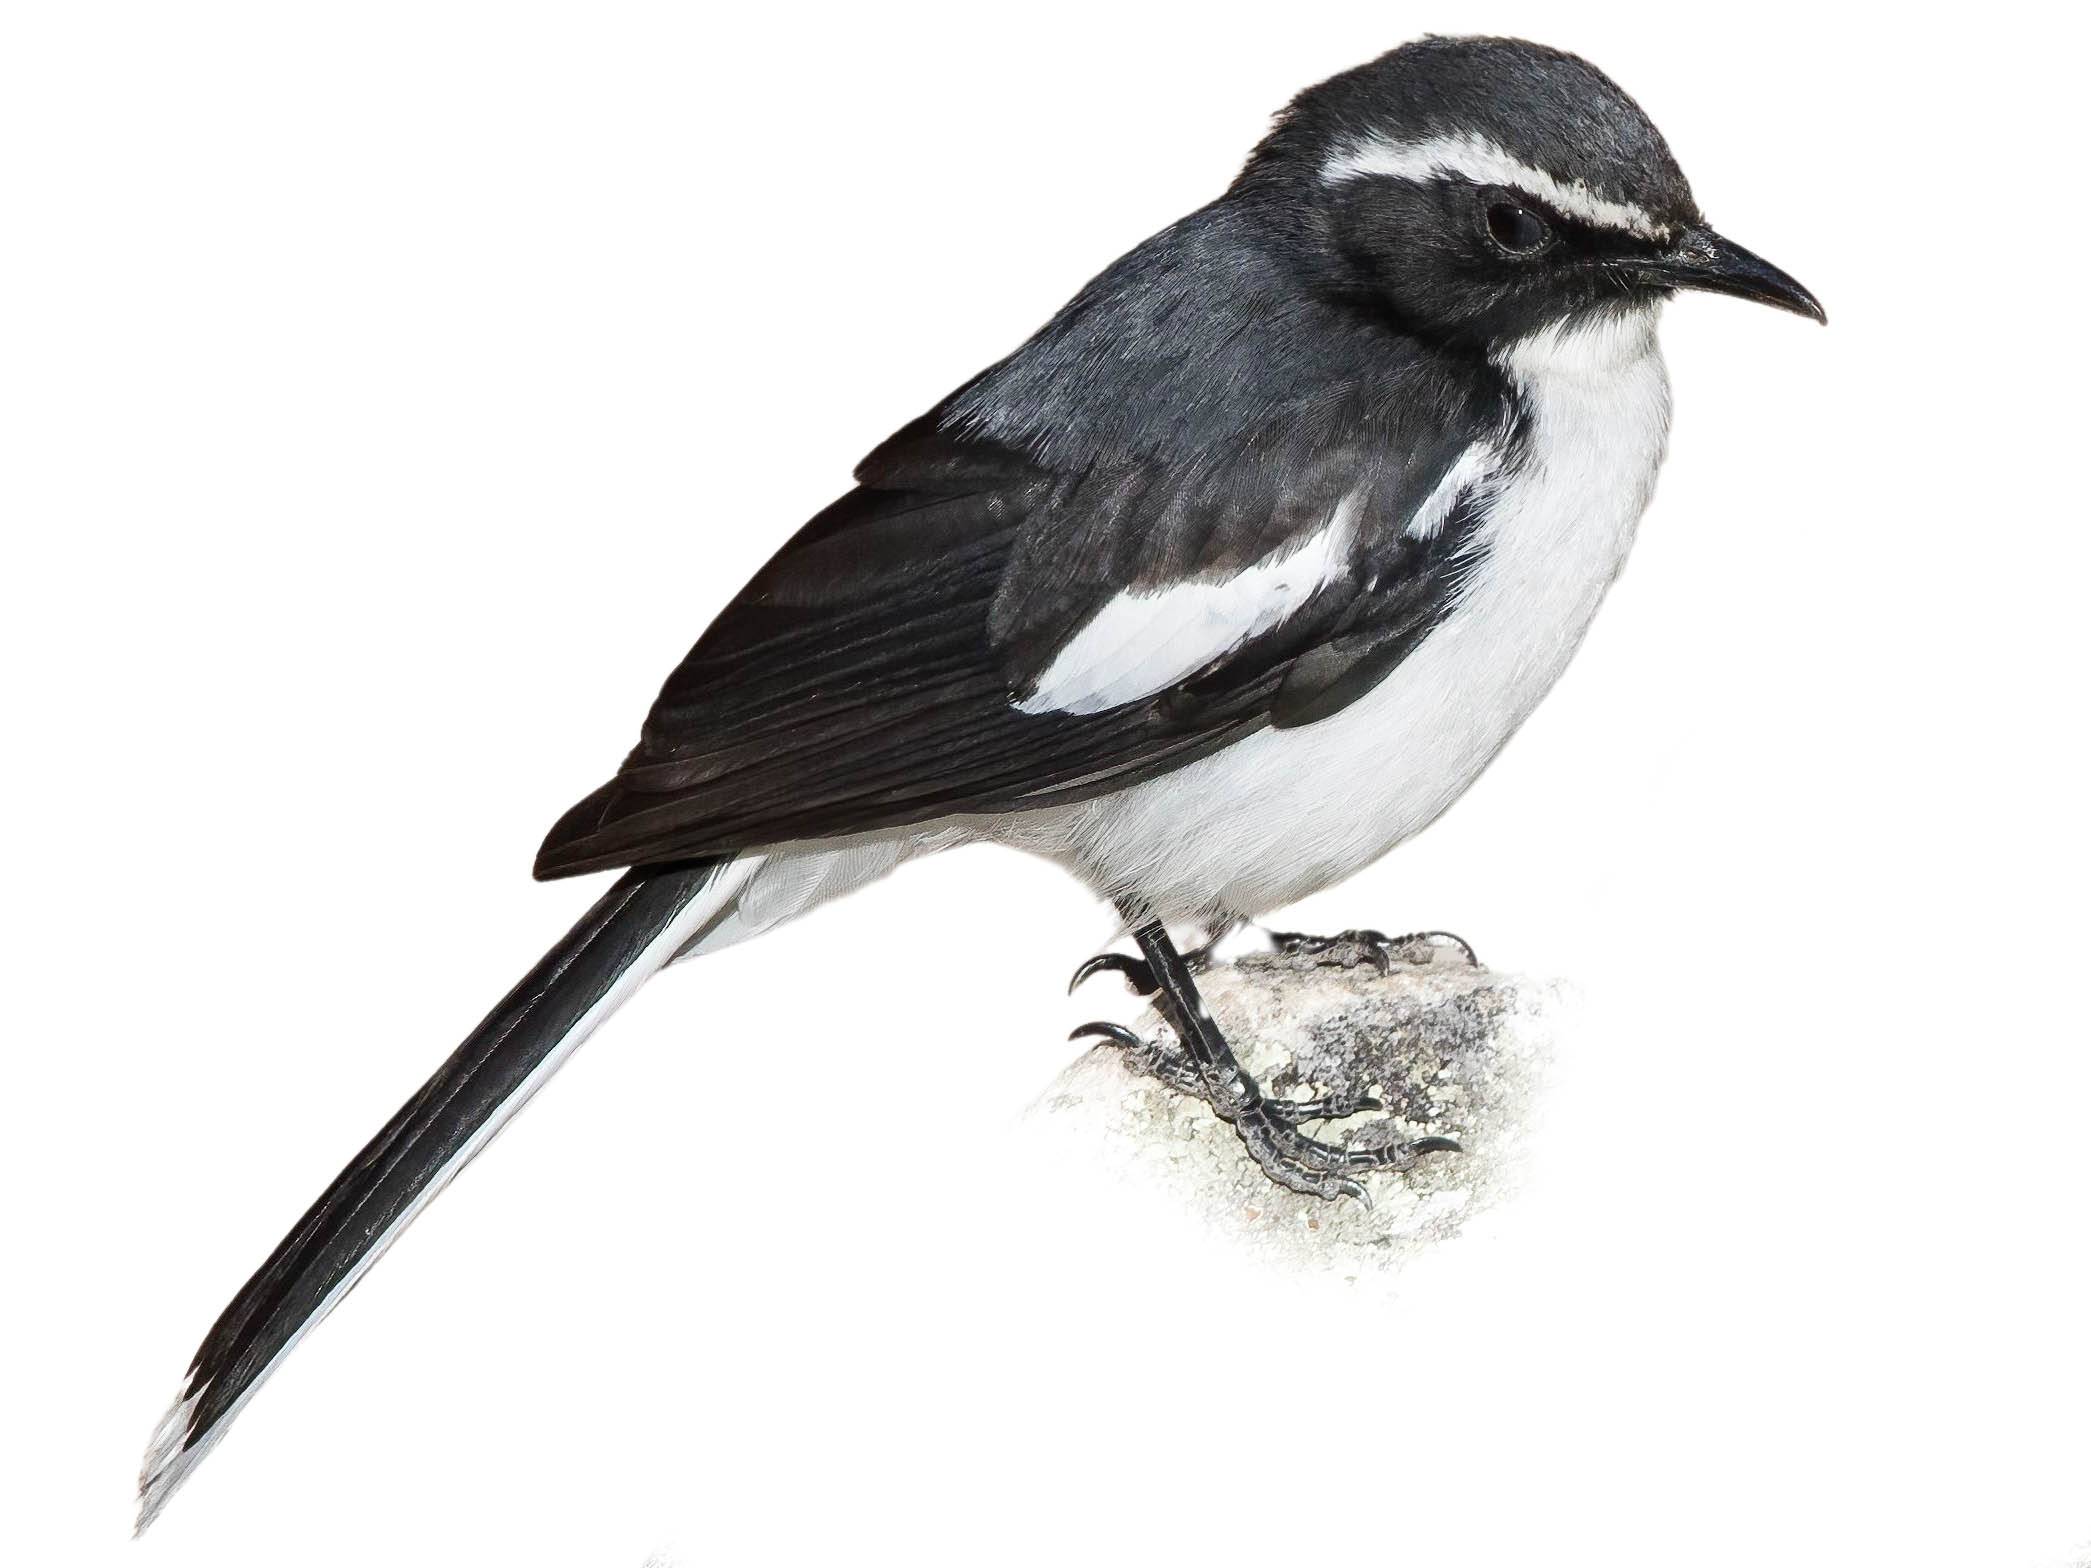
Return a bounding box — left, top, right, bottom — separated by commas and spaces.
999, 307, 1673, 921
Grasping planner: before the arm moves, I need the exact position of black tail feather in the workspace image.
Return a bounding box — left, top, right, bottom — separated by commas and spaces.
137, 860, 727, 1530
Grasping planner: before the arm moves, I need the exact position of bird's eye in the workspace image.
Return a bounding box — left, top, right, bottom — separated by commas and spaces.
1485, 200, 1552, 256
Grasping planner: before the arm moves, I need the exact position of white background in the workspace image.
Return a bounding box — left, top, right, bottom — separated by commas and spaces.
5, 3, 2087, 1565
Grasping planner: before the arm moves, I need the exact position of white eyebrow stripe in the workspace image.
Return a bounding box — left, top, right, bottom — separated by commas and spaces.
1018, 489, 1366, 716
1405, 440, 1506, 541
1321, 131, 1670, 242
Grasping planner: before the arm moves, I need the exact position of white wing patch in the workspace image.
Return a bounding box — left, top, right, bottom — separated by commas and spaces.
1018, 489, 1366, 716
1406, 440, 1505, 541
1321, 131, 1669, 242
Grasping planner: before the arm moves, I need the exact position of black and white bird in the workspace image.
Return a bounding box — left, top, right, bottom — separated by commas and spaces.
139, 34, 1821, 1527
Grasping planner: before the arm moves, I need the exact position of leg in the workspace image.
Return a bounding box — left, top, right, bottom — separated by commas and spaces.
1067, 916, 1239, 997
1081, 905, 1458, 1203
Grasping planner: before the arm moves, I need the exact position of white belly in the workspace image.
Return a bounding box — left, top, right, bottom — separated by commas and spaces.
999, 310, 1674, 921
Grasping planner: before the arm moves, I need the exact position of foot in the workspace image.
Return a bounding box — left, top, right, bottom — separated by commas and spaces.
1230, 1101, 1461, 1204
1073, 910, 1464, 1204
1267, 926, 1482, 971
1069, 1020, 1202, 1096
1167, 1042, 1458, 1203
1068, 1021, 1438, 1202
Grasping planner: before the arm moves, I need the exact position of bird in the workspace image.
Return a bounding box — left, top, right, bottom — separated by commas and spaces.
137, 33, 1822, 1529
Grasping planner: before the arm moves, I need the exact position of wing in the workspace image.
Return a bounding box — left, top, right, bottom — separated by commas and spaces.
535, 384, 1519, 880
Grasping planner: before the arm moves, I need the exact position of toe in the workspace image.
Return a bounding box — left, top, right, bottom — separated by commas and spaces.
1068, 951, 1159, 996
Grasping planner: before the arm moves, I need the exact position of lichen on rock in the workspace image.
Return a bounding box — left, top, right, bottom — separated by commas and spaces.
1028, 936, 1565, 1273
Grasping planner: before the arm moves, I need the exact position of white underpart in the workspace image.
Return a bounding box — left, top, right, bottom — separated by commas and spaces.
1406, 439, 1505, 541
996, 306, 1672, 920
1321, 131, 1669, 242
136, 857, 765, 1533
1019, 488, 1366, 716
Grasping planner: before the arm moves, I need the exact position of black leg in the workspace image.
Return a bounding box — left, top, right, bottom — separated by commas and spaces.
1115, 904, 1459, 1203
1067, 915, 1238, 998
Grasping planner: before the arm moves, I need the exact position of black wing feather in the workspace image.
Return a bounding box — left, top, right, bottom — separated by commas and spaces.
535, 408, 1510, 878
536, 491, 1277, 873
536, 207, 1523, 880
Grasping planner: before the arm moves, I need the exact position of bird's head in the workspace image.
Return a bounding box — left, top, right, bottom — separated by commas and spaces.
1236, 36, 1823, 350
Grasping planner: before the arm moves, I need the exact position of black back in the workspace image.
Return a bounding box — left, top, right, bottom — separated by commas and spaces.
532, 35, 1697, 878
537, 200, 1517, 878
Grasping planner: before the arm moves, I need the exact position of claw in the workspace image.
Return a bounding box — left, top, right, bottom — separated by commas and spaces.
1406, 1135, 1464, 1156
1069, 1020, 1146, 1049
1386, 930, 1482, 967
1442, 933, 1482, 968
1068, 951, 1159, 997
1073, 1020, 1209, 1097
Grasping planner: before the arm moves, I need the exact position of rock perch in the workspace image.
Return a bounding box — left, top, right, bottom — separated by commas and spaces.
1028, 936, 1565, 1272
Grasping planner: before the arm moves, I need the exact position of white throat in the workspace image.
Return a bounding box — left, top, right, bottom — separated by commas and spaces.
1495, 304, 1668, 382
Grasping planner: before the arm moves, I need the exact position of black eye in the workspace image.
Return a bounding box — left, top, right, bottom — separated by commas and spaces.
1485, 200, 1552, 256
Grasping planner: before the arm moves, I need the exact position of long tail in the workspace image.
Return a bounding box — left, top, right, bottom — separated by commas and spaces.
136, 857, 752, 1531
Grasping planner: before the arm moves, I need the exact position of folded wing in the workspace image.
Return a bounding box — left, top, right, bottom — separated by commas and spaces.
536, 386, 1518, 879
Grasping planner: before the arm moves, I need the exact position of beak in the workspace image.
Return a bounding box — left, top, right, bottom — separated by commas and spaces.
1637, 225, 1826, 323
